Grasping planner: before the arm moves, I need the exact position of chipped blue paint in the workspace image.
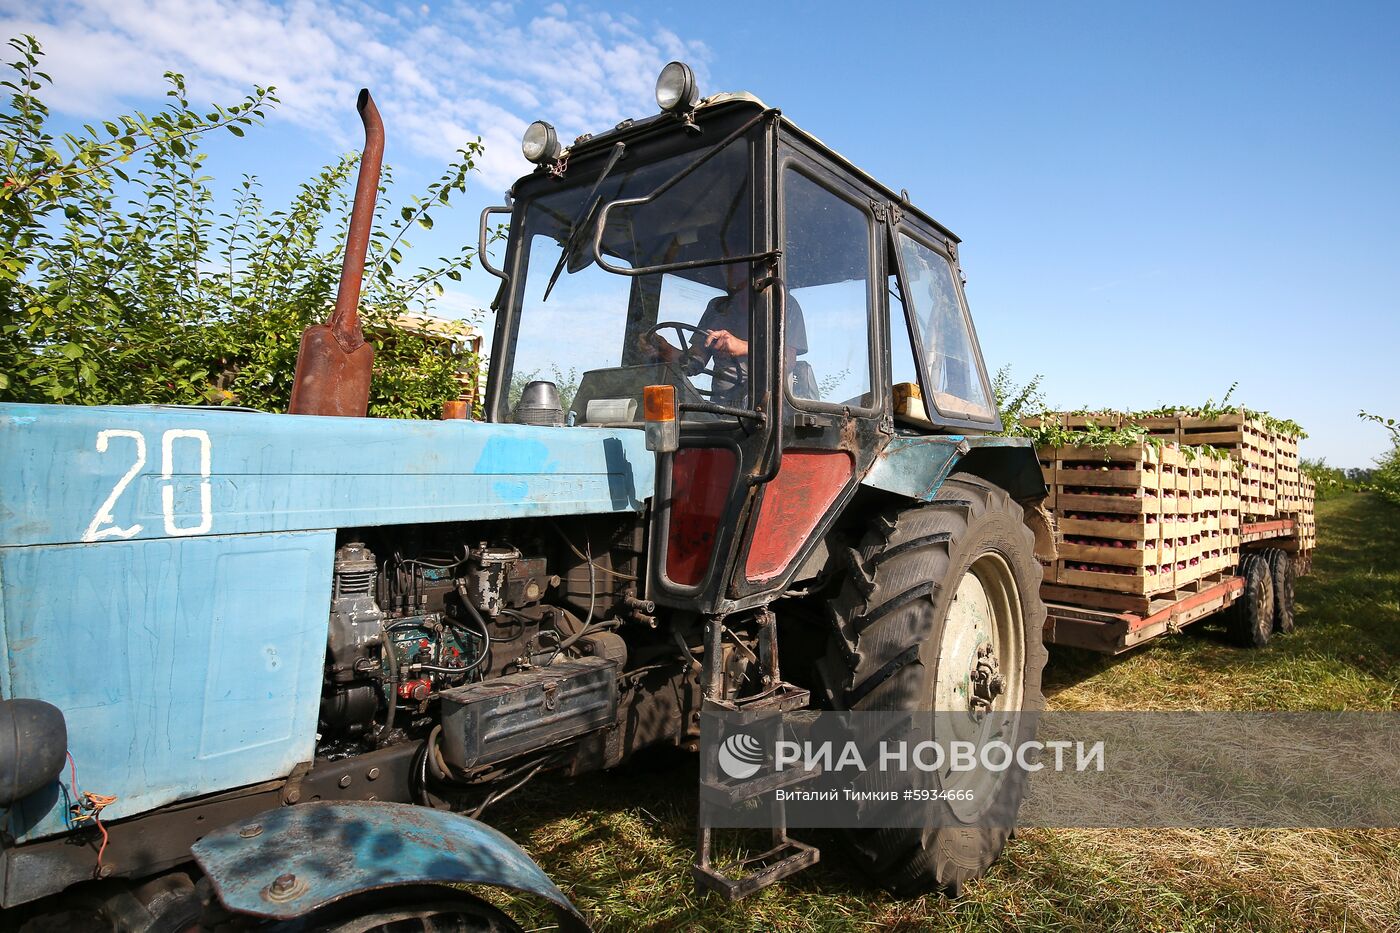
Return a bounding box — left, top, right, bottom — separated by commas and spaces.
192, 801, 586, 928
0, 402, 656, 845
862, 434, 1036, 501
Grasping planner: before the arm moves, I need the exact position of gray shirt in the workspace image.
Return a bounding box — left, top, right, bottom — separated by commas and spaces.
691, 291, 807, 404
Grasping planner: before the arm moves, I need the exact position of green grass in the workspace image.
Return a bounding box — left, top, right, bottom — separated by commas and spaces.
487, 493, 1400, 931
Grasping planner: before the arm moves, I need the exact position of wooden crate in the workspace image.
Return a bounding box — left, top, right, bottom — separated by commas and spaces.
1134, 415, 1182, 443
1063, 412, 1126, 431
1177, 410, 1269, 449
1044, 443, 1186, 597
1020, 413, 1065, 431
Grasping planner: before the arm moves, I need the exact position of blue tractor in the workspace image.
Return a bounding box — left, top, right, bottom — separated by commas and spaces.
0, 63, 1051, 929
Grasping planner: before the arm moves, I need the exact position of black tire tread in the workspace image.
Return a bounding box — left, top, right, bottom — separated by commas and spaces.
1229, 552, 1275, 648
828, 473, 1048, 895
1265, 548, 1296, 633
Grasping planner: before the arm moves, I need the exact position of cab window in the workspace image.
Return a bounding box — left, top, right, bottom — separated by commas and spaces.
781, 167, 872, 408
896, 234, 994, 422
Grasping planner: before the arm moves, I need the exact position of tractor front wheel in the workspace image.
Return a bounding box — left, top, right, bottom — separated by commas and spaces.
826, 473, 1047, 895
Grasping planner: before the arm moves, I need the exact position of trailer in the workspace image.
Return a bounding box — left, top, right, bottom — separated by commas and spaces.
1029, 414, 1317, 654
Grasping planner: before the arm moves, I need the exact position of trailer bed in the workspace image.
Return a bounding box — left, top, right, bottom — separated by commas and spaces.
1042, 519, 1303, 654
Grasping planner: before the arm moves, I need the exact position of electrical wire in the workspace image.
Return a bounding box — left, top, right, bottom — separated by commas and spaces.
548, 521, 637, 580
65, 752, 117, 874
466, 757, 554, 819
545, 537, 601, 665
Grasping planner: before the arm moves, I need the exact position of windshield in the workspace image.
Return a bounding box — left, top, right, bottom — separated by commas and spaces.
503, 135, 753, 424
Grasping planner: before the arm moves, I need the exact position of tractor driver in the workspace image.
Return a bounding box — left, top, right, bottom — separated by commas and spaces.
642, 261, 810, 407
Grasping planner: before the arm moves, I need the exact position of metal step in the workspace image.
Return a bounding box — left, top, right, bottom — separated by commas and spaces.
692, 838, 820, 902
705, 682, 811, 721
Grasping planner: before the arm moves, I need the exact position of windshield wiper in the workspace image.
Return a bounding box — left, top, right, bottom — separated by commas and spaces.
542, 142, 626, 303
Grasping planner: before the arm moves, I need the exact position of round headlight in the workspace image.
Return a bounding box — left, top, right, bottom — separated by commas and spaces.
522, 120, 560, 164
655, 61, 698, 113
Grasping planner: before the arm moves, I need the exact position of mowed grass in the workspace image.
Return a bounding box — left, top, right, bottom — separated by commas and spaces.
489, 494, 1400, 931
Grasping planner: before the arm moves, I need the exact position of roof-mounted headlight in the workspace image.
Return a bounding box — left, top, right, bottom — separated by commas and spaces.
655, 61, 699, 113
522, 120, 561, 164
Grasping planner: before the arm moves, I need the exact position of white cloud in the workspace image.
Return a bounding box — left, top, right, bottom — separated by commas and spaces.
0, 0, 711, 188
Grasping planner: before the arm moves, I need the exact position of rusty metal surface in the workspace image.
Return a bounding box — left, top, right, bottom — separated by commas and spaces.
1043, 576, 1246, 653
288, 89, 384, 417
191, 800, 587, 928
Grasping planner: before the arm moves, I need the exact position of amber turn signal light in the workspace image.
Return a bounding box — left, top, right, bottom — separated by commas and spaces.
643, 384, 679, 453
644, 384, 677, 422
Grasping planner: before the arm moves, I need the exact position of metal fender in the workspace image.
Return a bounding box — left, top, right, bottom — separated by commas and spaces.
862, 434, 1046, 504
191, 800, 587, 930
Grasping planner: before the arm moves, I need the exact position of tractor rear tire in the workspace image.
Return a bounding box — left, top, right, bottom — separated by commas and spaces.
1265, 548, 1296, 633
826, 473, 1047, 895
1229, 552, 1275, 648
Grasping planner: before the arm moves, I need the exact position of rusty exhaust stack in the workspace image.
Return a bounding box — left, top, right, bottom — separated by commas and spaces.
288, 88, 384, 416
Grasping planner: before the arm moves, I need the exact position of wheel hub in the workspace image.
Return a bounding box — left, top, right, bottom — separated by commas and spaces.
968, 643, 1004, 719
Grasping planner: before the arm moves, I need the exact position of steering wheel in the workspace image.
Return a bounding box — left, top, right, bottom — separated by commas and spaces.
643, 321, 718, 379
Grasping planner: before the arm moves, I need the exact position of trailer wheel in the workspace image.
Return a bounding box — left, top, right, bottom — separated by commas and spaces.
826, 473, 1047, 895
1265, 549, 1296, 633
1229, 552, 1275, 648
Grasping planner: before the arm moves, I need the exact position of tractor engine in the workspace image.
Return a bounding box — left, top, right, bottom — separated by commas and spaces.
314, 520, 666, 783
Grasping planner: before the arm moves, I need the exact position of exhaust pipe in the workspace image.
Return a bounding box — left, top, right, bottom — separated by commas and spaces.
288, 88, 384, 416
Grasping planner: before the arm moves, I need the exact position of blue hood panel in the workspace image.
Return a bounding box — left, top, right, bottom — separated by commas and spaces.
0, 404, 654, 548
0, 404, 653, 845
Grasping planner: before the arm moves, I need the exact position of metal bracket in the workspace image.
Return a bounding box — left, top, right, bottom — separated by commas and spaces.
871, 201, 902, 225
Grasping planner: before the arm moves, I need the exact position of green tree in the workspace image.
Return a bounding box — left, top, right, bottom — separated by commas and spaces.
0, 35, 483, 418
1359, 411, 1400, 506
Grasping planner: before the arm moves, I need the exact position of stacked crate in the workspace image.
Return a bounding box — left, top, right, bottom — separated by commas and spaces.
1161, 452, 1197, 585
1027, 407, 1312, 607
1295, 473, 1317, 551
1275, 434, 1301, 512
1197, 458, 1223, 575
1045, 442, 1211, 597
1219, 458, 1243, 568
1175, 412, 1277, 520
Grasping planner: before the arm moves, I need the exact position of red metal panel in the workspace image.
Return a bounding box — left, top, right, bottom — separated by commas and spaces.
666, 447, 737, 586
1125, 577, 1245, 632
744, 450, 854, 582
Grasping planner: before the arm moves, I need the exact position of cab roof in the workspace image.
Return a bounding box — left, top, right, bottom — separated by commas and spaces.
544, 91, 960, 245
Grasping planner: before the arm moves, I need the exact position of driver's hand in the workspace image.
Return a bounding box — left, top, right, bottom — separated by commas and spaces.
705, 329, 748, 358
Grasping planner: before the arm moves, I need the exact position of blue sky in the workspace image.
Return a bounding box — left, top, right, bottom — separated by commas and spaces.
7, 1, 1398, 465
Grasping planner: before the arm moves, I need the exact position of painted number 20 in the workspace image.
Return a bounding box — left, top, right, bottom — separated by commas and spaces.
82, 428, 213, 541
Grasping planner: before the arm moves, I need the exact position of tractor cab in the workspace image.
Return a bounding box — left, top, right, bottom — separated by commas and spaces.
482, 68, 1004, 618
